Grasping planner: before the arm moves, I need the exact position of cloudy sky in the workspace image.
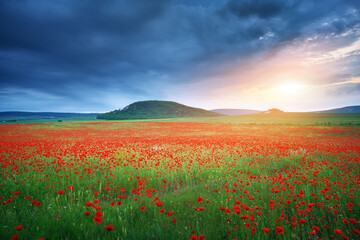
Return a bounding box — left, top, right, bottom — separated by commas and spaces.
1, 0, 359, 112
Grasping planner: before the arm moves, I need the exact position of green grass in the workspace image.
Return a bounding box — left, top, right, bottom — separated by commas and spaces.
1, 151, 358, 239
2, 113, 360, 126
0, 117, 99, 124
186, 112, 360, 126
0, 122, 359, 239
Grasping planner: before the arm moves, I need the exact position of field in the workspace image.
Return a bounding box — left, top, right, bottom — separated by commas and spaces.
2, 113, 360, 126
0, 121, 359, 240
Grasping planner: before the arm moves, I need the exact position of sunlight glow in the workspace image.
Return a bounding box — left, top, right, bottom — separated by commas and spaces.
278, 81, 304, 95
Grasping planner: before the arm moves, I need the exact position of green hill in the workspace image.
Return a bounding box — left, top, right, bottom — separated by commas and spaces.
97, 100, 222, 120
314, 105, 360, 113
0, 111, 100, 121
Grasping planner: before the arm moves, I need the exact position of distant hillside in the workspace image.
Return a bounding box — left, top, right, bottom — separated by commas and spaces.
315, 106, 360, 113
0, 111, 100, 121
262, 108, 284, 114
211, 109, 262, 115
97, 101, 222, 120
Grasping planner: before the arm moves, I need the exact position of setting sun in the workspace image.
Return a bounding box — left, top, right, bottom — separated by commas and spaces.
278, 81, 304, 95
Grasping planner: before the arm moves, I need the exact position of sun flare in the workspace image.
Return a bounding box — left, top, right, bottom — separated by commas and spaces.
278, 81, 304, 94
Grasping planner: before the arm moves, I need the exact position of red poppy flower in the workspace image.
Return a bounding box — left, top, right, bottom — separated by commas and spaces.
94, 216, 102, 224
263, 228, 270, 234
85, 211, 91, 216
155, 202, 163, 207
312, 226, 320, 232
350, 219, 357, 225
15, 225, 23, 231
105, 224, 114, 231
334, 229, 342, 235
197, 197, 203, 202
13, 191, 21, 195
199, 234, 205, 240
299, 218, 306, 224
140, 206, 146, 211
11, 234, 18, 240
275, 226, 284, 234
190, 235, 198, 240
96, 211, 103, 218
57, 190, 65, 195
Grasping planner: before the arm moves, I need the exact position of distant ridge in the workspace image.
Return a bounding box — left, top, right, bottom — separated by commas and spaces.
0, 111, 100, 121
262, 108, 284, 114
211, 109, 262, 115
2, 105, 359, 121
314, 106, 360, 113
97, 100, 222, 120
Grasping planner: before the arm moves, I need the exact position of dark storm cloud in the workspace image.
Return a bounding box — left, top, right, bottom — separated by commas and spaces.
0, 0, 174, 104
0, 0, 359, 111
225, 0, 289, 19
0, 0, 171, 73
222, 0, 359, 43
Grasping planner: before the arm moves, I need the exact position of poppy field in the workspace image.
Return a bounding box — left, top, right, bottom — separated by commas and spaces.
0, 122, 359, 240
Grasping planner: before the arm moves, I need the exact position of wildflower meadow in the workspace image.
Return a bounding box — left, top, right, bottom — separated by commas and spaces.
0, 122, 359, 239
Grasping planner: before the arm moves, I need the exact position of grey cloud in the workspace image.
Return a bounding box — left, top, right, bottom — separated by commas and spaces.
0, 0, 359, 111
224, 0, 296, 19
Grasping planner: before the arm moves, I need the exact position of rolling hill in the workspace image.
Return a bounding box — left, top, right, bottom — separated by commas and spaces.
314, 105, 360, 113
97, 100, 222, 120
0, 112, 100, 121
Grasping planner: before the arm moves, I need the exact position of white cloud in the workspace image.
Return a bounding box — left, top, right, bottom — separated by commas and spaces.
305, 38, 360, 64
321, 77, 360, 87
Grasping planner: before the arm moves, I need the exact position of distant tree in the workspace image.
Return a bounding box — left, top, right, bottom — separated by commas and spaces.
263, 108, 284, 114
